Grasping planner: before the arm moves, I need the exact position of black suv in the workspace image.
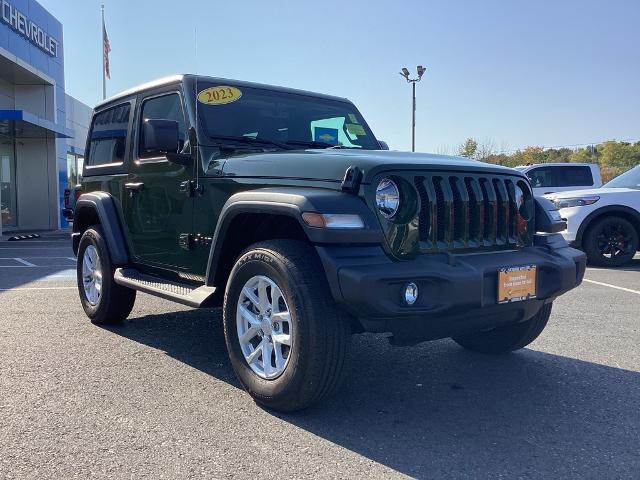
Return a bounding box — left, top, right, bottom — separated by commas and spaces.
72, 75, 586, 411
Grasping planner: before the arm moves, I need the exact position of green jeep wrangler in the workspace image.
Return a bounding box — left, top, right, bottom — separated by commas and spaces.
73, 74, 586, 411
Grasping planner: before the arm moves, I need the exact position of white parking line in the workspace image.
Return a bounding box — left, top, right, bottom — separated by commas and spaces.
0, 256, 74, 259
0, 286, 76, 291
13, 258, 36, 267
583, 278, 640, 295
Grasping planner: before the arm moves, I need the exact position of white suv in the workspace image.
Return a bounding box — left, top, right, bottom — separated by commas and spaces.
545, 165, 640, 267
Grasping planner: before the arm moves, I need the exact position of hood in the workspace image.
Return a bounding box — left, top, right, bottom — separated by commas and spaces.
545, 187, 638, 199
218, 149, 523, 183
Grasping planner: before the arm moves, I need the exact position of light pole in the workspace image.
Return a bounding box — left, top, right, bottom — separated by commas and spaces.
399, 65, 426, 152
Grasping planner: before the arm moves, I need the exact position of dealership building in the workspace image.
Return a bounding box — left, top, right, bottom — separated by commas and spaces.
1, 0, 91, 233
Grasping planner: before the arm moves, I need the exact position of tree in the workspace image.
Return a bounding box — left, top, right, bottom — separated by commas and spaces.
599, 141, 640, 169
458, 138, 478, 158
476, 139, 495, 161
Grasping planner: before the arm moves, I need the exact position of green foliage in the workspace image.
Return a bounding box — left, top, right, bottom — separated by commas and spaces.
458, 138, 478, 158
466, 138, 640, 183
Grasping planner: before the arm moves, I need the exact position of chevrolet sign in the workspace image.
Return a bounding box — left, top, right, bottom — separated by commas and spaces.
1, 0, 59, 57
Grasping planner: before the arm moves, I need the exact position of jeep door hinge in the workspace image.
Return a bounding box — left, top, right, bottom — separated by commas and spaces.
179, 180, 204, 197
341, 165, 363, 194
179, 180, 195, 197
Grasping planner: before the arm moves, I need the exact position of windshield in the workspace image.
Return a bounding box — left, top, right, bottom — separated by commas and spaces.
603, 165, 640, 189
194, 83, 380, 153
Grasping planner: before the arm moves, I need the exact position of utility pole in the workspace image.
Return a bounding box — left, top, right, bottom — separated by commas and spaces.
399, 66, 426, 152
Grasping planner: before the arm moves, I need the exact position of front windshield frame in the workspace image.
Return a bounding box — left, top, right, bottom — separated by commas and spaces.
188, 80, 381, 154
603, 165, 640, 189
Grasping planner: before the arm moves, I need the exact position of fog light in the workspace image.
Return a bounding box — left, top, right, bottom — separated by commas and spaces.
404, 282, 418, 305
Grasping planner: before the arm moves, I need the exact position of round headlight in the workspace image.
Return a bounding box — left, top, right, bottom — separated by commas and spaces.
376, 178, 400, 219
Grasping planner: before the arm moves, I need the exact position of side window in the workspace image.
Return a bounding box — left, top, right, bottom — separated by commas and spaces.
139, 93, 187, 158
560, 166, 593, 186
87, 103, 131, 166
527, 167, 557, 188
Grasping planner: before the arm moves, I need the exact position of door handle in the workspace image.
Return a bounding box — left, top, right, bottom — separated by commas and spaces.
125, 182, 145, 192
125, 182, 144, 197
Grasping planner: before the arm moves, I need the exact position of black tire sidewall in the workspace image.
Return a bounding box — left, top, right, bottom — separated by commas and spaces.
584, 216, 639, 267
223, 247, 313, 403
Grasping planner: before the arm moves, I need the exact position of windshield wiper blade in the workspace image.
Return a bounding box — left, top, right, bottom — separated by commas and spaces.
209, 135, 294, 150
285, 140, 343, 149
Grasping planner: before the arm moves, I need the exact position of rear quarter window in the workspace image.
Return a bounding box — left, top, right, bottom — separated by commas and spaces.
561, 166, 594, 186
86, 103, 131, 167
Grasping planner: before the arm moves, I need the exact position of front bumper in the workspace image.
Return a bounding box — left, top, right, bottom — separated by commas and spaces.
316, 233, 586, 345
557, 205, 591, 244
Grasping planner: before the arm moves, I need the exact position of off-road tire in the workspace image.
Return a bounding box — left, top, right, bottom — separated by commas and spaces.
223, 239, 350, 412
583, 216, 639, 267
77, 226, 136, 324
452, 303, 552, 354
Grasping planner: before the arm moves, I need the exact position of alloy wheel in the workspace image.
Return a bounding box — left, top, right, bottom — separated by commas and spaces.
236, 275, 293, 379
595, 222, 633, 259
82, 245, 102, 306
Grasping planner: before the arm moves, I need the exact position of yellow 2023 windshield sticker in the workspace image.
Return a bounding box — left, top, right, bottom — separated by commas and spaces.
197, 86, 242, 105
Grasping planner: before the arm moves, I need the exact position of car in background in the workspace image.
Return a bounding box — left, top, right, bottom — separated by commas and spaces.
62, 185, 82, 222
1, 202, 11, 226
545, 165, 640, 267
515, 163, 602, 196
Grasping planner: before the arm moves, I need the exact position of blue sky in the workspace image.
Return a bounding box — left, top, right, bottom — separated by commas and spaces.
39, 0, 639, 153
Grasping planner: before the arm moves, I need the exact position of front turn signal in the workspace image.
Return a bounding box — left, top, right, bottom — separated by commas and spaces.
301, 212, 365, 229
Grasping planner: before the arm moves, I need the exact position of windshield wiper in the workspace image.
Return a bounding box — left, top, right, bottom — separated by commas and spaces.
285, 140, 344, 149
209, 135, 294, 150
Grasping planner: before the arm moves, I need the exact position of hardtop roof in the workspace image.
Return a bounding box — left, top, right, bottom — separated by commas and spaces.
94, 74, 350, 110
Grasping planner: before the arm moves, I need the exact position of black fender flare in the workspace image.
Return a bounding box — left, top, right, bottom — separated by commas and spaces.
204, 187, 383, 286
575, 205, 640, 246
73, 192, 130, 265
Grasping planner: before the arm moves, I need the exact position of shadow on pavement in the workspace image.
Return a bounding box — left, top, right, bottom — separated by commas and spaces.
590, 256, 640, 272
105, 308, 640, 478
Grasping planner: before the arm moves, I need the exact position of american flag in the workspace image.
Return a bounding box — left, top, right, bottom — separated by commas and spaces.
102, 16, 111, 79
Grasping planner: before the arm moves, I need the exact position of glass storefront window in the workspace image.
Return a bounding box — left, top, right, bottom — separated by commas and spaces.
66, 153, 85, 188
1, 142, 17, 228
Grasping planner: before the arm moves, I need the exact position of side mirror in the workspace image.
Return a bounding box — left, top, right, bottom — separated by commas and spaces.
378, 140, 389, 150
142, 119, 179, 155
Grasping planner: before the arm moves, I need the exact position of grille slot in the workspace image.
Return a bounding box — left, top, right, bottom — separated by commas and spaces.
413, 173, 530, 251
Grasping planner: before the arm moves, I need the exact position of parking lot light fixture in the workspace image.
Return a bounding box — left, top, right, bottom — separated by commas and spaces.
399, 65, 427, 152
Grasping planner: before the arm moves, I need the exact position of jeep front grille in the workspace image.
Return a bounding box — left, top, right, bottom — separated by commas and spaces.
413, 174, 531, 251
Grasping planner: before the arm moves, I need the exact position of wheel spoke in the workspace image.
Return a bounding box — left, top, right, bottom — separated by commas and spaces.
242, 287, 260, 310
261, 341, 273, 377
246, 340, 264, 364
271, 333, 291, 346
271, 311, 290, 323
238, 304, 260, 326
273, 343, 286, 371
239, 325, 261, 344
258, 279, 269, 313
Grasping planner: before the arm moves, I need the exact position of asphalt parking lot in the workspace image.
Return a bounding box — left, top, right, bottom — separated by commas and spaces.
1, 237, 639, 479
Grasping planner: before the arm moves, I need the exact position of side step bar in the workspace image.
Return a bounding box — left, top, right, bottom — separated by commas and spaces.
114, 268, 217, 308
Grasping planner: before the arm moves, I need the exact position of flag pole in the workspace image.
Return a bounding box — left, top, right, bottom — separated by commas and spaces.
101, 4, 106, 100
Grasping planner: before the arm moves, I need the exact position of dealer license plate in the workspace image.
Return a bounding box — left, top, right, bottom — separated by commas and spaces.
498, 265, 537, 304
